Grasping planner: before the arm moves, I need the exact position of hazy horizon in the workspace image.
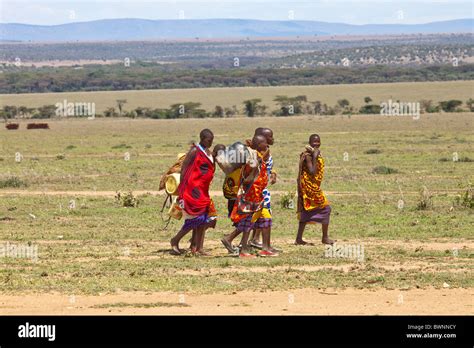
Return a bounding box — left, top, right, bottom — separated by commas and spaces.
1, 0, 473, 26
2, 17, 473, 27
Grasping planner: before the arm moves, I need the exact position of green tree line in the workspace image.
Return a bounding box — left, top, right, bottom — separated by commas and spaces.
1, 64, 473, 94
2, 97, 473, 121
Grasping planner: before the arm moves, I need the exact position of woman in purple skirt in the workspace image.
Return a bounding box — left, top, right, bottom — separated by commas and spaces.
295, 134, 335, 246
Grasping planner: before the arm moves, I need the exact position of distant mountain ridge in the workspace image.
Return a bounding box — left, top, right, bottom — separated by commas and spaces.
1, 18, 472, 42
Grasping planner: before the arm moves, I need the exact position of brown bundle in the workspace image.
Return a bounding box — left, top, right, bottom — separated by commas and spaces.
158, 153, 187, 191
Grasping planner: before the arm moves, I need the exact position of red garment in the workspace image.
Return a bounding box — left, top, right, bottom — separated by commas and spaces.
178, 145, 215, 216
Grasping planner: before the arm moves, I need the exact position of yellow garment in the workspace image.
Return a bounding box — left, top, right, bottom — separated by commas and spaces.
299, 155, 329, 211
251, 207, 272, 222
223, 168, 241, 199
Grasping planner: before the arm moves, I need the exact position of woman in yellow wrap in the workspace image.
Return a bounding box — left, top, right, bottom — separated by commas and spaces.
295, 134, 335, 246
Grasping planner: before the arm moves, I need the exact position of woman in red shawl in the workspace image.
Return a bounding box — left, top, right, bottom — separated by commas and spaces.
170, 129, 217, 255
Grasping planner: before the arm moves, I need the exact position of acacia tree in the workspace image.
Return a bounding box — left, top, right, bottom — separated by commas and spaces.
337, 99, 351, 114
116, 99, 127, 116
420, 100, 439, 113
34, 105, 56, 119
466, 98, 474, 112
2, 105, 18, 119
274, 95, 307, 116
439, 100, 463, 112
337, 99, 350, 109
213, 105, 225, 118
0, 110, 7, 123
312, 101, 323, 115
243, 98, 265, 117
104, 107, 118, 117
169, 102, 208, 118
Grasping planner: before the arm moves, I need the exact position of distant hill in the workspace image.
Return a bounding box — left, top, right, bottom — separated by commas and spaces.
0, 18, 473, 42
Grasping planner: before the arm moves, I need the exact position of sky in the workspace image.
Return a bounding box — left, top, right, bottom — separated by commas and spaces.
0, 0, 472, 25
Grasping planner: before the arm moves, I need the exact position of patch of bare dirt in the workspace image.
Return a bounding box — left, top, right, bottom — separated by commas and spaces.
0, 288, 471, 315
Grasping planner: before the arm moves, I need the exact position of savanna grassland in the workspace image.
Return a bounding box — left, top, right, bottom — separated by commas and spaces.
1, 80, 473, 114
0, 110, 473, 314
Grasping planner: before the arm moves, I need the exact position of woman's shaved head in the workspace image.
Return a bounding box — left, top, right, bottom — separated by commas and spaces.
251, 134, 268, 152
199, 128, 214, 148
255, 127, 274, 145
309, 134, 321, 148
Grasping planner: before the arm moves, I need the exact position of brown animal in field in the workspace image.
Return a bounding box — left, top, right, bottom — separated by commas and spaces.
5, 123, 19, 130
26, 123, 50, 129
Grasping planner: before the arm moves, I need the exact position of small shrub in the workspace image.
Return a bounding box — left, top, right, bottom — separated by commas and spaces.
416, 186, 433, 210
372, 166, 398, 174
453, 184, 473, 209
359, 104, 381, 114
56, 154, 65, 160
365, 149, 382, 154
65, 145, 76, 150
112, 143, 132, 149
439, 156, 473, 163
280, 191, 296, 209
429, 133, 442, 140
0, 176, 27, 188
115, 191, 139, 207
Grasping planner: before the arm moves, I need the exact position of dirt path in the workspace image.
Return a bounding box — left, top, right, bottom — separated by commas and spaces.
0, 189, 462, 197
0, 237, 471, 315
3, 237, 471, 251
0, 288, 471, 315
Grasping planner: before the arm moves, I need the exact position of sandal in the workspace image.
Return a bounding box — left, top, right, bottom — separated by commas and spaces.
249, 241, 263, 249
258, 250, 279, 257
221, 238, 236, 254
239, 252, 256, 259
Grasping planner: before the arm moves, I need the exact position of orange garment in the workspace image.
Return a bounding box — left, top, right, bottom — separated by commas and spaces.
208, 199, 217, 217
297, 151, 329, 214
231, 152, 268, 223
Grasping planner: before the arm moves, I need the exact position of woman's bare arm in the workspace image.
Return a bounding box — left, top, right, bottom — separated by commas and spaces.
305, 150, 320, 175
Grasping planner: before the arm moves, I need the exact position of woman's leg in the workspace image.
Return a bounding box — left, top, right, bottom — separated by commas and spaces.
221, 228, 241, 253
250, 228, 262, 244
198, 227, 206, 252
261, 227, 272, 250
170, 225, 193, 254
321, 223, 335, 245
295, 221, 313, 245
240, 230, 252, 254
189, 229, 197, 249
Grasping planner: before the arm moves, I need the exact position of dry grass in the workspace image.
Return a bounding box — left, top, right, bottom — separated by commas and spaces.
1, 80, 472, 113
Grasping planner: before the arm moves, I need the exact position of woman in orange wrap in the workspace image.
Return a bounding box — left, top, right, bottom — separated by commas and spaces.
295, 134, 335, 246
221, 135, 269, 258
